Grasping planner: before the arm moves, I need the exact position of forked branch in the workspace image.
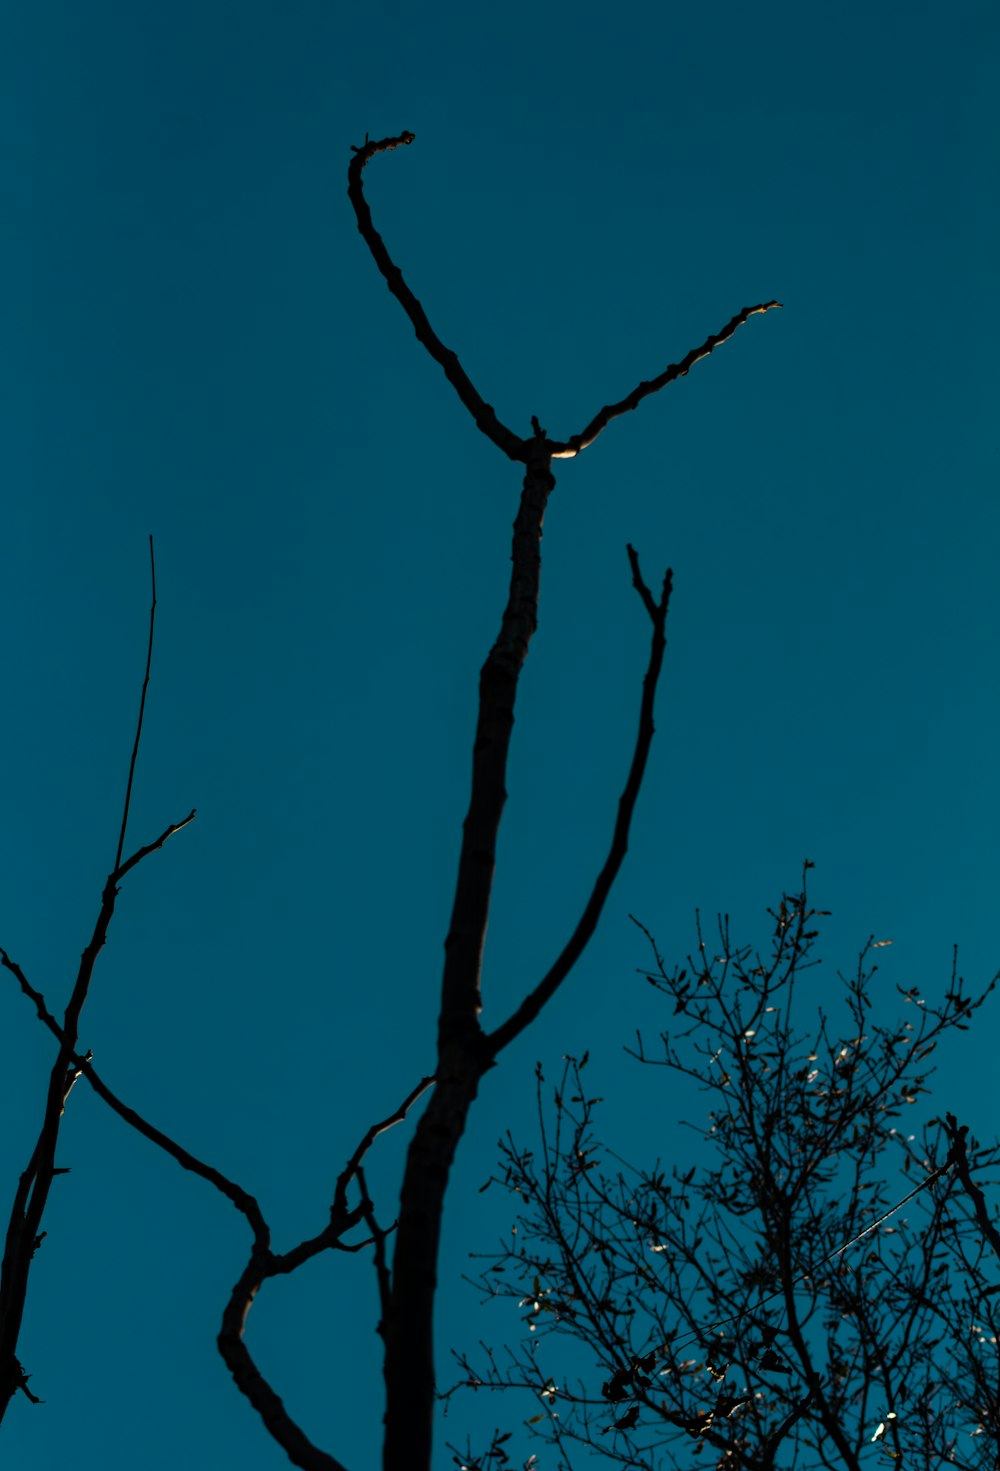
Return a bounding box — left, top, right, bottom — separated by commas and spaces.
349, 132, 780, 468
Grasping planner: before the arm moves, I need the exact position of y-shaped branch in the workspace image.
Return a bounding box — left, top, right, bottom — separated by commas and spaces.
349, 133, 780, 470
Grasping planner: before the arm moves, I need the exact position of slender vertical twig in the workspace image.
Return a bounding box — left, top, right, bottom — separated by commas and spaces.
115, 535, 157, 872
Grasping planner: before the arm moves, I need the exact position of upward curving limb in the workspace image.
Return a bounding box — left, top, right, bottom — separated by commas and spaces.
548, 301, 782, 458
487, 545, 673, 1054
347, 132, 526, 463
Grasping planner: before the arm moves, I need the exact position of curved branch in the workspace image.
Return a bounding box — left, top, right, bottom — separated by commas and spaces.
218, 1252, 350, 1471
487, 546, 672, 1054
348, 132, 525, 462
548, 302, 782, 458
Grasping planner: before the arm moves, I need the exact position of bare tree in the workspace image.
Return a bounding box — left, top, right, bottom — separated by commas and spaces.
455, 871, 1000, 1469
0, 133, 779, 1469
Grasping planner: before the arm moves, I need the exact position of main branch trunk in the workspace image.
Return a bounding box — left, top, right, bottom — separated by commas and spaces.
382, 453, 554, 1471
381, 1056, 485, 1471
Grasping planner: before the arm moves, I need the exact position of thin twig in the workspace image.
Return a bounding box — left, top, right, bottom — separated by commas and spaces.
944, 1112, 1000, 1261
663, 1122, 961, 1364
356, 1166, 393, 1340
116, 809, 196, 881
115, 535, 157, 871
0, 951, 63, 1039
333, 1073, 436, 1220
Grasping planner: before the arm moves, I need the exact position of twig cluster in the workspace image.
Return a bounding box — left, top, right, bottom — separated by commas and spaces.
455, 874, 1000, 1469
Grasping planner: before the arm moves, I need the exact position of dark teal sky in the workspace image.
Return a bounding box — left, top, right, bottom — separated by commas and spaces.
2, 2, 997, 1468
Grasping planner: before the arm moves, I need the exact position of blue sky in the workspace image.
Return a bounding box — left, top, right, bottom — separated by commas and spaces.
2, 1, 997, 1467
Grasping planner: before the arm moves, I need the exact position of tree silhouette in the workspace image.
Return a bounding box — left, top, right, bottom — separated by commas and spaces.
0, 133, 779, 1470
455, 873, 1000, 1469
